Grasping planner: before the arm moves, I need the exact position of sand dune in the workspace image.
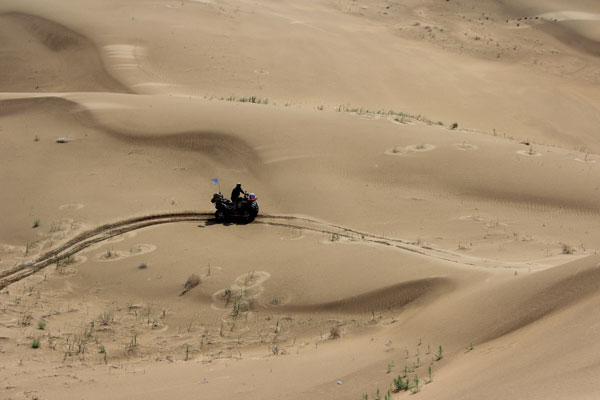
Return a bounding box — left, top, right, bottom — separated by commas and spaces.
0, 12, 131, 93
1, 0, 600, 399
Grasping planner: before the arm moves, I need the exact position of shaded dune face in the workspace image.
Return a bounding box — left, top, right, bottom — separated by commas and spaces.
280, 277, 453, 314
76, 110, 263, 174
110, 131, 262, 172
536, 22, 600, 57
471, 257, 600, 343
497, 0, 600, 55
0, 96, 260, 172
0, 12, 131, 93
0, 96, 73, 116
445, 185, 600, 216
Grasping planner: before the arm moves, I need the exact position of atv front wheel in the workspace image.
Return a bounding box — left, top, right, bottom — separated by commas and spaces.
241, 210, 255, 223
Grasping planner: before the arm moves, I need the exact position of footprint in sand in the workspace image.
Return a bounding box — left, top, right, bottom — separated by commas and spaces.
454, 142, 478, 151
459, 215, 485, 222
58, 203, 84, 211
0, 243, 27, 254
83, 232, 139, 253
55, 255, 88, 275
280, 229, 305, 241
211, 271, 271, 311
96, 244, 156, 262
389, 116, 415, 125
405, 144, 435, 152
516, 149, 542, 157
385, 144, 435, 155
321, 232, 352, 245
68, 255, 87, 265
574, 156, 596, 163
105, 231, 138, 244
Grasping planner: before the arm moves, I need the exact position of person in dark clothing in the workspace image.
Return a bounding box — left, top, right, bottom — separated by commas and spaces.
231, 183, 246, 208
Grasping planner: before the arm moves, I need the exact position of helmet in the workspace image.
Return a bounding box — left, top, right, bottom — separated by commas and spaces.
236, 183, 242, 187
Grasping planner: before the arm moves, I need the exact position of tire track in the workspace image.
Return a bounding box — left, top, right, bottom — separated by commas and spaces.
0, 212, 540, 290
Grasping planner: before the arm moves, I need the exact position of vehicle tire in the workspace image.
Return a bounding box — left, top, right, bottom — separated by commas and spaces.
241, 210, 254, 223
215, 209, 226, 222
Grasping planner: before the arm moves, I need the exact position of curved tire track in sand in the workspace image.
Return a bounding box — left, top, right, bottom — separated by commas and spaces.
0, 212, 545, 290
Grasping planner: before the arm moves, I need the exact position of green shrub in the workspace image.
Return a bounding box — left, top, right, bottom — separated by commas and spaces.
393, 375, 409, 392
435, 345, 444, 360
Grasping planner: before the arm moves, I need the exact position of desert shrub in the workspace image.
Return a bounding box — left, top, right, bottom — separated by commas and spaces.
561, 243, 574, 255
393, 375, 409, 392
98, 311, 115, 326
411, 375, 420, 393
329, 326, 341, 339
18, 313, 33, 327
180, 274, 202, 296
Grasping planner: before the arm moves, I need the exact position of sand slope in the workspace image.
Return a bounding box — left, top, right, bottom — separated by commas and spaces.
1, 0, 600, 399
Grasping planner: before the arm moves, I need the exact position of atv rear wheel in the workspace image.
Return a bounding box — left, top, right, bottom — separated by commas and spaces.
215, 209, 226, 222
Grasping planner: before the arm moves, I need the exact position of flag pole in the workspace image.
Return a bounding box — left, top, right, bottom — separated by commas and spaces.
212, 178, 221, 194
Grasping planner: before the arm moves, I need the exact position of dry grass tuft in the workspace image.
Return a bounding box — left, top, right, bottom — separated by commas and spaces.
561, 243, 574, 255
180, 274, 202, 296
329, 326, 341, 339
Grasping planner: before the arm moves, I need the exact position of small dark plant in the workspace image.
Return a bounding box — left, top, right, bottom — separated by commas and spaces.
561, 243, 574, 255
180, 274, 201, 296
329, 326, 341, 339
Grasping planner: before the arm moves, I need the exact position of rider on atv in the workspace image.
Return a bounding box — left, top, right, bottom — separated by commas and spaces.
231, 183, 246, 209
212, 182, 258, 223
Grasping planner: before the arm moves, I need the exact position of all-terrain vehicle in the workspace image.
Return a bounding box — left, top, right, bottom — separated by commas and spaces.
211, 191, 259, 223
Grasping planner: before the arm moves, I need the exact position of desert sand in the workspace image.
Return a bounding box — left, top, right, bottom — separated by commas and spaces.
1, 0, 600, 399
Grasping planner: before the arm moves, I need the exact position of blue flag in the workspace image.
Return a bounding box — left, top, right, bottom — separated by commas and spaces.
211, 178, 219, 184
